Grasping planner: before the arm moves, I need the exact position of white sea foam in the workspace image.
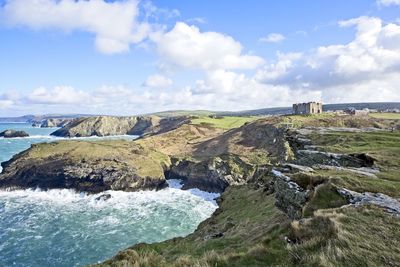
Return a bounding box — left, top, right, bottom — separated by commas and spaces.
0, 186, 218, 266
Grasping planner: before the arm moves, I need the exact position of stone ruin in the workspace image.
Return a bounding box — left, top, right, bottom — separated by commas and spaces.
292, 102, 323, 115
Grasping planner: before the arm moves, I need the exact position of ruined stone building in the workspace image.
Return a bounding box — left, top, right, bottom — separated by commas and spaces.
292, 102, 323, 115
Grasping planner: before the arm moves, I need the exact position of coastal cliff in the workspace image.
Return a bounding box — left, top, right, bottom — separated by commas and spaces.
50, 115, 189, 137
0, 140, 170, 193
1, 114, 400, 266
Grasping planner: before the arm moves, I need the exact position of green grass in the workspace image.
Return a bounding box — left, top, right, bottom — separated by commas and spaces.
306, 131, 400, 197
289, 205, 400, 266
24, 140, 171, 178
369, 112, 400, 120
151, 110, 216, 117
281, 113, 336, 128
190, 116, 259, 130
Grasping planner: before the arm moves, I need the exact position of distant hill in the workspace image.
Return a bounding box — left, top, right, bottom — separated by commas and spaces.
1, 102, 399, 123
0, 114, 97, 123
219, 102, 400, 116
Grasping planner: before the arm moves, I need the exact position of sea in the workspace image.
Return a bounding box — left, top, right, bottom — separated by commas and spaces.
0, 123, 219, 267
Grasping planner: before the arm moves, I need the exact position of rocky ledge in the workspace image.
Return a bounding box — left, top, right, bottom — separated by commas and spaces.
0, 129, 29, 138
0, 140, 170, 193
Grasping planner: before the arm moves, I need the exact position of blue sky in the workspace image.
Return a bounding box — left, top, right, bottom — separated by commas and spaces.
0, 0, 400, 116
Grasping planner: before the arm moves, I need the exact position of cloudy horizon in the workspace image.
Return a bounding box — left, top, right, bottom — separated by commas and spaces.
1, 0, 400, 116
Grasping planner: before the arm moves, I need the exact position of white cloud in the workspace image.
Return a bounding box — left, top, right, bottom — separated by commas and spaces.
143, 74, 173, 88
377, 0, 400, 6
153, 22, 265, 70
1, 0, 150, 54
255, 16, 400, 103
186, 17, 207, 24
259, 33, 286, 43
256, 52, 303, 82
142, 0, 180, 20
27, 86, 90, 105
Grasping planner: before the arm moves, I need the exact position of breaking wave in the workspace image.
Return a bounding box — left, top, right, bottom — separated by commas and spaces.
0, 186, 218, 267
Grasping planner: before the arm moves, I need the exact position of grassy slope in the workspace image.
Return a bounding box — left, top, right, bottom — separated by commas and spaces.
95, 113, 400, 267
290, 205, 400, 267
190, 116, 259, 130
24, 140, 170, 178
307, 131, 400, 197
369, 112, 400, 120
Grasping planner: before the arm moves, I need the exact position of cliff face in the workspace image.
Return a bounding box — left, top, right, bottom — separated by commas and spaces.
50, 115, 190, 137
51, 116, 138, 137
0, 140, 170, 193
39, 118, 73, 128
167, 156, 256, 193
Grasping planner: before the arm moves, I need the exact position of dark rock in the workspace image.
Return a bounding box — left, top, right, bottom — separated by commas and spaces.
95, 193, 112, 201
203, 232, 224, 240
272, 169, 310, 219
167, 155, 255, 193
0, 130, 29, 138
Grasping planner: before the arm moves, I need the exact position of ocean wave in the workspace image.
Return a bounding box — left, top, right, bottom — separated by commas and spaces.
0, 186, 218, 266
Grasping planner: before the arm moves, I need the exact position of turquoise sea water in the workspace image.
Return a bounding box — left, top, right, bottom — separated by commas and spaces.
0, 123, 218, 266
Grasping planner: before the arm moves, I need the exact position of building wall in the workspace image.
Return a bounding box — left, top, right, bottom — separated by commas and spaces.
293, 102, 322, 115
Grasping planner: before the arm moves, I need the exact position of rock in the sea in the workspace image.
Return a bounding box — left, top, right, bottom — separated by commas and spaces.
95, 193, 112, 201
0, 140, 170, 193
0, 129, 29, 138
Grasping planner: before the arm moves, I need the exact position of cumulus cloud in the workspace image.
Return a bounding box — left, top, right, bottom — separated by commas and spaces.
255, 16, 400, 103
1, 0, 150, 54
377, 0, 400, 6
143, 74, 173, 88
259, 33, 286, 43
27, 86, 90, 105
153, 22, 265, 70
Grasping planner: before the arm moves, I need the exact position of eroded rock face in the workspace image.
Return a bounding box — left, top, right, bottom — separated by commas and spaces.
39, 118, 73, 128
296, 150, 375, 168
271, 169, 310, 220
0, 141, 169, 193
338, 188, 400, 216
0, 130, 29, 138
167, 156, 255, 193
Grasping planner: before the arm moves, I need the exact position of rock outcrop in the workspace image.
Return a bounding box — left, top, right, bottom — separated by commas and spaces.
167, 156, 255, 193
51, 115, 189, 137
338, 188, 400, 216
271, 169, 310, 219
0, 140, 170, 193
0, 129, 29, 138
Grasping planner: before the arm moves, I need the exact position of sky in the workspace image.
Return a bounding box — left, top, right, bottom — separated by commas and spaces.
0, 0, 400, 116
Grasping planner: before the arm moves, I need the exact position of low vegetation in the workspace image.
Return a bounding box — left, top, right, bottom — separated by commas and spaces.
190, 116, 259, 130
369, 112, 400, 120
307, 131, 400, 197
